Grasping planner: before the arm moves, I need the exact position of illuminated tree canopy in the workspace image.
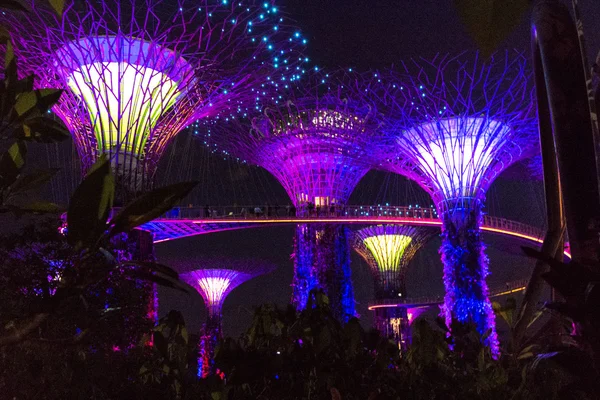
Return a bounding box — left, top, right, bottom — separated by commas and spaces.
353, 225, 434, 299
204, 70, 382, 207
365, 52, 538, 357
2, 0, 308, 193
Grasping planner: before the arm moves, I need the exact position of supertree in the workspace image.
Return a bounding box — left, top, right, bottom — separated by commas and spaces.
371, 52, 538, 356
1, 0, 308, 200
353, 225, 434, 348
204, 71, 381, 322
173, 257, 275, 378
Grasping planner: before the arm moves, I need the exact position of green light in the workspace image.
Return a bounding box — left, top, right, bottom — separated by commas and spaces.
363, 234, 412, 273
68, 61, 181, 156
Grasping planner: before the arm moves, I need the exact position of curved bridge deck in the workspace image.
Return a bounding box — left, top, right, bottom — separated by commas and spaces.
143, 205, 564, 252
367, 279, 530, 310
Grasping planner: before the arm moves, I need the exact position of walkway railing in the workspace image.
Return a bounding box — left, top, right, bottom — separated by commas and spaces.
152, 205, 546, 243
367, 278, 530, 309
160, 205, 440, 220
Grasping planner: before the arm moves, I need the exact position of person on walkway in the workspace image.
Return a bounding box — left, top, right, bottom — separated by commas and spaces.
204, 205, 210, 218
254, 206, 262, 218
316, 205, 321, 217
286, 204, 291, 216
307, 202, 315, 216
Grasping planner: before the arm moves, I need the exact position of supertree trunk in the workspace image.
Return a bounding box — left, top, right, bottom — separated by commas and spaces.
315, 225, 355, 323
291, 224, 318, 311
374, 307, 410, 350
439, 205, 500, 356
292, 224, 355, 322
198, 313, 222, 378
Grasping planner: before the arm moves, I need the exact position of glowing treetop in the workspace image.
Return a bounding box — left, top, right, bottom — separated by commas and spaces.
353, 225, 433, 299
2, 0, 308, 192
179, 258, 276, 316
206, 71, 380, 207
376, 52, 538, 211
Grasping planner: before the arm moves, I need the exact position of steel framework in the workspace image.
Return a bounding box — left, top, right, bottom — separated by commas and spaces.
353, 225, 434, 348
370, 52, 538, 357
173, 258, 275, 378
2, 0, 307, 198
204, 71, 382, 322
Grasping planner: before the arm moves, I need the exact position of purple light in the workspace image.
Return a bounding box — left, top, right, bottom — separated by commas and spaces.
202, 71, 381, 321
2, 0, 309, 195
169, 257, 275, 377
369, 52, 538, 357
182, 269, 253, 317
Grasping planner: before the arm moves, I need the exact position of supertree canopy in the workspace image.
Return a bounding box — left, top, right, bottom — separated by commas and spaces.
371, 52, 538, 356
175, 257, 275, 378
204, 71, 381, 322
2, 0, 308, 197
353, 225, 434, 347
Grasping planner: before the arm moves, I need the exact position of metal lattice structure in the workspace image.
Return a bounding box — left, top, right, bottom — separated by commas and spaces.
353, 225, 434, 299
205, 70, 381, 208
353, 225, 434, 349
2, 0, 307, 197
171, 257, 275, 378
370, 52, 538, 357
204, 71, 381, 322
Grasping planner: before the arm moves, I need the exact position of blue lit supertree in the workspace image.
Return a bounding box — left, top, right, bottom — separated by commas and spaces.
204, 71, 381, 322
353, 225, 434, 348
370, 52, 538, 356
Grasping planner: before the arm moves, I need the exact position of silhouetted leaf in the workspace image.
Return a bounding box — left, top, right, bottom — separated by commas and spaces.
454, 0, 530, 57
123, 261, 180, 280
9, 168, 59, 194
67, 156, 114, 247
13, 89, 63, 121
0, 141, 26, 188
127, 270, 190, 293
110, 181, 198, 234
17, 117, 70, 142
18, 201, 62, 214
545, 302, 585, 322
0, 0, 28, 12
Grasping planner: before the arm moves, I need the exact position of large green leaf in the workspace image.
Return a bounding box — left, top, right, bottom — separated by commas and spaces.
110, 181, 198, 234
67, 156, 114, 247
13, 89, 63, 121
454, 0, 531, 57
9, 168, 59, 194
17, 117, 70, 142
0, 141, 26, 188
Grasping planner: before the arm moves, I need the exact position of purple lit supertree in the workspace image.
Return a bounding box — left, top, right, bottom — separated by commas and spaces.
206, 71, 380, 322
353, 225, 434, 348
172, 257, 275, 378
1, 0, 308, 200
371, 52, 538, 356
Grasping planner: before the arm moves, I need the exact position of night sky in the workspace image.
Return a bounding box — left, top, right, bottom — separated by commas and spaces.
32, 1, 600, 338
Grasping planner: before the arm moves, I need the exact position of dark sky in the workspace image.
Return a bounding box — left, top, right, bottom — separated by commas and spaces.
29, 1, 600, 338
155, 0, 600, 337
